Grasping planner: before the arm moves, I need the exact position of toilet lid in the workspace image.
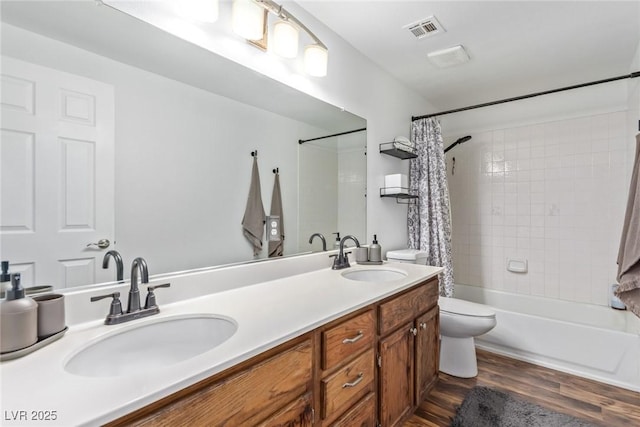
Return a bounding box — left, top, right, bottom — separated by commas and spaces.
386, 249, 428, 261
439, 297, 496, 318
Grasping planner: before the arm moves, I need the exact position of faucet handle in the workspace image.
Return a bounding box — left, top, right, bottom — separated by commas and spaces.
90, 292, 123, 317
144, 283, 170, 309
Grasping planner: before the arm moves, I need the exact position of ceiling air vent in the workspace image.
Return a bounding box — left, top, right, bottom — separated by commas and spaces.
403, 16, 445, 40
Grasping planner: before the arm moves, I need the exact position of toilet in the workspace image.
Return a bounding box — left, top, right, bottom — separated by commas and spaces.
437, 296, 496, 378
386, 249, 497, 378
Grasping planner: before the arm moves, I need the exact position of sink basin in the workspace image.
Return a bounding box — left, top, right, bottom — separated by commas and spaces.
64, 315, 237, 378
342, 268, 407, 282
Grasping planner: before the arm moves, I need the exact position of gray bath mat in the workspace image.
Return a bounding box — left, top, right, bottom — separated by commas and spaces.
451, 386, 599, 427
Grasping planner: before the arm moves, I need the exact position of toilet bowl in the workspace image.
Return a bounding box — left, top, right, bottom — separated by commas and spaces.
386, 249, 497, 378
438, 296, 496, 378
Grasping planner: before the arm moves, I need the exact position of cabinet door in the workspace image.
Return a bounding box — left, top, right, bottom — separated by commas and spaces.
415, 307, 439, 405
378, 323, 414, 427
115, 339, 313, 427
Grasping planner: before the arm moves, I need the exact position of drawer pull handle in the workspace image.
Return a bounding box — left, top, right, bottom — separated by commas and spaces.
419, 322, 427, 329
410, 327, 418, 336
342, 373, 364, 388
342, 331, 364, 344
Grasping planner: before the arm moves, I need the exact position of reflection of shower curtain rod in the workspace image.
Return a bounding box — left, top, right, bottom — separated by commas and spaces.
298, 127, 367, 144
412, 71, 640, 121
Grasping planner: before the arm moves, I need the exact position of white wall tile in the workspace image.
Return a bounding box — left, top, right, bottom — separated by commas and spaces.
449, 110, 632, 307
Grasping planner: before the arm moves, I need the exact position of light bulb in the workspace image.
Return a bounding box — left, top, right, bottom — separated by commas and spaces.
272, 21, 299, 58
304, 45, 328, 77
232, 0, 265, 41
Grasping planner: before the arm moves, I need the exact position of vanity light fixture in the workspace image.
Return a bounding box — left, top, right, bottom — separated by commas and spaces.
232, 0, 329, 77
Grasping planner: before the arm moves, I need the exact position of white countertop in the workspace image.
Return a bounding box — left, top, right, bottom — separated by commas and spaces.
0, 261, 442, 426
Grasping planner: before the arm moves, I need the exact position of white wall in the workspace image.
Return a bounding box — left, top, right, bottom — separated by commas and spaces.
298, 131, 367, 252
337, 132, 367, 245
298, 140, 338, 251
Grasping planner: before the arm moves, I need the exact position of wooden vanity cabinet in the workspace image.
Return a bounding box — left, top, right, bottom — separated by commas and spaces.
108, 278, 440, 427
377, 277, 439, 427
106, 335, 314, 427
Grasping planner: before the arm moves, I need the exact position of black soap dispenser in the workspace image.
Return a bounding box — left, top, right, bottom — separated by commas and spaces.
333, 232, 341, 249
369, 235, 382, 262
0, 273, 38, 352
0, 261, 10, 298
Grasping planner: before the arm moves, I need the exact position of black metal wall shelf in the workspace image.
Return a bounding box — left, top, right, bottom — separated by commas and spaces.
379, 142, 417, 159
380, 187, 418, 204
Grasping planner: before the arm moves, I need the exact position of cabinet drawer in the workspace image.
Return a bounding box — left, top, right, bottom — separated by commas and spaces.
379, 280, 438, 336
321, 348, 375, 420
330, 392, 375, 427
322, 310, 375, 370
415, 278, 439, 315
379, 285, 422, 335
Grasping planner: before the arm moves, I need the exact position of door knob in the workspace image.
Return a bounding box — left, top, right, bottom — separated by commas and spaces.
87, 239, 110, 249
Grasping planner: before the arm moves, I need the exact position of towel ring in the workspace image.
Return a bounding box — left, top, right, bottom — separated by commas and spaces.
273, 168, 279, 174
251, 150, 258, 157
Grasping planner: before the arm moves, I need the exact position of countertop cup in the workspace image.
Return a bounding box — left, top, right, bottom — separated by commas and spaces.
33, 293, 65, 338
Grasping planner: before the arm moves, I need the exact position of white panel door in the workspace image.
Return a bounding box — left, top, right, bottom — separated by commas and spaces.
1, 56, 115, 289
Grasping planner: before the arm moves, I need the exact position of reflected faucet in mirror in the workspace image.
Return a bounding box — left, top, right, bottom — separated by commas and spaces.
331, 235, 360, 270
128, 257, 148, 313
102, 251, 124, 282
308, 233, 327, 251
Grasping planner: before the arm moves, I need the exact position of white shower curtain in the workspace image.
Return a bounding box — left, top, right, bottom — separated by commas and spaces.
407, 117, 454, 297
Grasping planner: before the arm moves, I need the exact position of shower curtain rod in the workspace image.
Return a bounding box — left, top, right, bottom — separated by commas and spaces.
412, 71, 640, 121
298, 127, 367, 144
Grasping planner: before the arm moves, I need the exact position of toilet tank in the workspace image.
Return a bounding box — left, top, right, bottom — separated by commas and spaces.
386, 249, 429, 265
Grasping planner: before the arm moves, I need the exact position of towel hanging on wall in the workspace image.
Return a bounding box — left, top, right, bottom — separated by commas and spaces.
615, 134, 640, 319
268, 170, 284, 257
242, 155, 265, 256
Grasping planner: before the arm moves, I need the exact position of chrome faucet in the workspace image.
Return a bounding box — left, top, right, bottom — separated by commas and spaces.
102, 250, 124, 281
309, 233, 327, 251
330, 235, 360, 270
91, 257, 170, 325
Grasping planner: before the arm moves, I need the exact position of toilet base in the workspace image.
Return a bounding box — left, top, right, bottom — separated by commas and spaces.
439, 336, 478, 378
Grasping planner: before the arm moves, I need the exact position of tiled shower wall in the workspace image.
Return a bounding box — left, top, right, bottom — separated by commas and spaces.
448, 111, 632, 306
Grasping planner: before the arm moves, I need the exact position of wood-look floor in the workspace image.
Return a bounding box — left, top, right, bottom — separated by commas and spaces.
404, 349, 640, 427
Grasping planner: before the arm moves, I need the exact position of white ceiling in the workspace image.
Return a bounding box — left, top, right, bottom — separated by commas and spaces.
297, 1, 640, 113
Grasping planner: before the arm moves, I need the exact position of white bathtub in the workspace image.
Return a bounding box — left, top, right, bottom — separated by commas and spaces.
454, 283, 640, 392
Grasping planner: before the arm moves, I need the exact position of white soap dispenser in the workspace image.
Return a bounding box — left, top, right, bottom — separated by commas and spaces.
0, 273, 38, 353
369, 235, 382, 263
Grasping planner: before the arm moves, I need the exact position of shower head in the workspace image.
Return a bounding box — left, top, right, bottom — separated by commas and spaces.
444, 135, 472, 154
